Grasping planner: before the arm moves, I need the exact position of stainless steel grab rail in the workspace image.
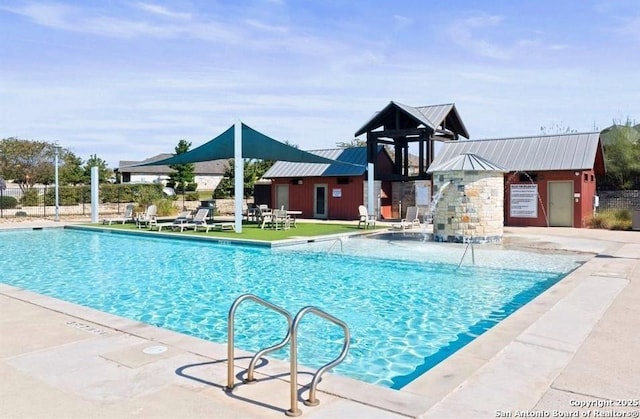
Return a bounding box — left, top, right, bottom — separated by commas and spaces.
286, 306, 350, 417
226, 294, 293, 391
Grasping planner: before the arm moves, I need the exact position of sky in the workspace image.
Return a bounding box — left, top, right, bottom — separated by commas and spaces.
1, 0, 639, 169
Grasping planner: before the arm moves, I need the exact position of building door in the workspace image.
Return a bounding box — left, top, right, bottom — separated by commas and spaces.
314, 184, 328, 219
275, 184, 289, 210
548, 181, 573, 227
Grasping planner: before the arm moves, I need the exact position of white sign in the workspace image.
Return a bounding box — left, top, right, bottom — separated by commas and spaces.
415, 181, 431, 206
510, 184, 538, 218
332, 188, 342, 198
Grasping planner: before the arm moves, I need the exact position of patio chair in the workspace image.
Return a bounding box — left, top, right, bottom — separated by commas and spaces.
259, 206, 274, 229
391, 206, 421, 230
136, 205, 158, 229
357, 205, 376, 229
102, 203, 134, 225
271, 208, 291, 230
150, 210, 193, 231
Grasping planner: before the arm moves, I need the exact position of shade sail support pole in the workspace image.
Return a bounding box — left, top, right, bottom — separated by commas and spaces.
367, 163, 375, 220
234, 120, 243, 233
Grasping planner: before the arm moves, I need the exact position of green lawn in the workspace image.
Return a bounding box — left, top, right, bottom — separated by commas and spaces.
96, 220, 383, 241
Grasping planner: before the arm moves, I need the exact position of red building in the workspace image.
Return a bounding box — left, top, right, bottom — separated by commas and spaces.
432, 132, 606, 227
263, 147, 394, 220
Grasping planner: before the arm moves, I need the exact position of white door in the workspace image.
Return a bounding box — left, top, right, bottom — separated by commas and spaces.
314, 184, 328, 219
275, 184, 289, 210
548, 181, 573, 227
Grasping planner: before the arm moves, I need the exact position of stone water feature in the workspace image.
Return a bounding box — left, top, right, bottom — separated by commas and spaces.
426, 153, 506, 243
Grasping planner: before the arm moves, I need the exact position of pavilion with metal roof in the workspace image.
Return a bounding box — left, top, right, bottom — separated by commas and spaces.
354, 101, 469, 180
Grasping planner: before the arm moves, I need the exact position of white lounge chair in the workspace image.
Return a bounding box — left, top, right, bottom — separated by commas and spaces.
151, 211, 193, 231
102, 203, 135, 225
391, 206, 421, 230
195, 220, 235, 232
136, 205, 158, 229
171, 208, 209, 232
357, 205, 376, 229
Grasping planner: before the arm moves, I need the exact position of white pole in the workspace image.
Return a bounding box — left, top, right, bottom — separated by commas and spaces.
91, 166, 99, 223
367, 162, 375, 219
234, 120, 243, 233
54, 146, 60, 222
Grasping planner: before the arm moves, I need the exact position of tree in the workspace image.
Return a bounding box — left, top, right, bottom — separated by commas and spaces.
59, 152, 84, 185
168, 140, 195, 190
83, 154, 112, 184
599, 121, 640, 190
213, 159, 273, 198
0, 137, 56, 191
336, 138, 367, 148
167, 139, 195, 208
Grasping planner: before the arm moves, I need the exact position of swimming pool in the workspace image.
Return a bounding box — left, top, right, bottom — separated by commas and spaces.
0, 228, 584, 389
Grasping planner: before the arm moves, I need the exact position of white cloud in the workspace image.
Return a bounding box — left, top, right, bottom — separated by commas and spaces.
133, 2, 192, 20
446, 14, 512, 60
617, 15, 640, 42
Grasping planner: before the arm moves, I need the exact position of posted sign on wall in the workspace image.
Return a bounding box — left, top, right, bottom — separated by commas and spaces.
510, 184, 538, 218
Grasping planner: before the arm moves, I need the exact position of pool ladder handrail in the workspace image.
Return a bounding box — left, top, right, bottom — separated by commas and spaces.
457, 241, 475, 268
286, 306, 350, 417
327, 237, 344, 253
225, 294, 350, 417
226, 294, 293, 391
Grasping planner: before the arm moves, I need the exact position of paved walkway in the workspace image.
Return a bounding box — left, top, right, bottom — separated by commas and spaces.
1, 221, 639, 418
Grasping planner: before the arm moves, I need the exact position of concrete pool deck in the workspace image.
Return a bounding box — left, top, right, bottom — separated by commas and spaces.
1, 221, 639, 418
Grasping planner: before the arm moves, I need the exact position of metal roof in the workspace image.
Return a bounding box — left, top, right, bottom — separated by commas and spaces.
430, 132, 603, 172
119, 154, 228, 174
427, 153, 506, 172
263, 147, 369, 178
354, 101, 469, 138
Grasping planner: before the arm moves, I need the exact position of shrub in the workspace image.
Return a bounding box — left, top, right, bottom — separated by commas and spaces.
155, 199, 177, 216
132, 184, 164, 207
614, 209, 631, 221
20, 188, 40, 206
186, 192, 200, 201
0, 195, 18, 209
588, 209, 632, 230
588, 214, 611, 229
44, 186, 84, 205
101, 184, 138, 203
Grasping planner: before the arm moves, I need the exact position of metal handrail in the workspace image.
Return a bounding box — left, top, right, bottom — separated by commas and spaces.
226, 294, 293, 391
286, 306, 350, 417
457, 241, 475, 268
327, 237, 344, 253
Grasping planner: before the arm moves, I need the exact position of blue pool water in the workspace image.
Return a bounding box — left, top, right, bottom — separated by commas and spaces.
0, 228, 582, 389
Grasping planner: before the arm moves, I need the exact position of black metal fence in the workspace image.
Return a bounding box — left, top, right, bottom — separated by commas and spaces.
596, 190, 640, 211
0, 184, 165, 219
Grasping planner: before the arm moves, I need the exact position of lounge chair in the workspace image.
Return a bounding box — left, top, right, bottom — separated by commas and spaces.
391, 206, 421, 230
102, 203, 135, 225
195, 220, 235, 232
150, 211, 193, 231
357, 205, 376, 229
169, 208, 209, 232
136, 205, 158, 229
